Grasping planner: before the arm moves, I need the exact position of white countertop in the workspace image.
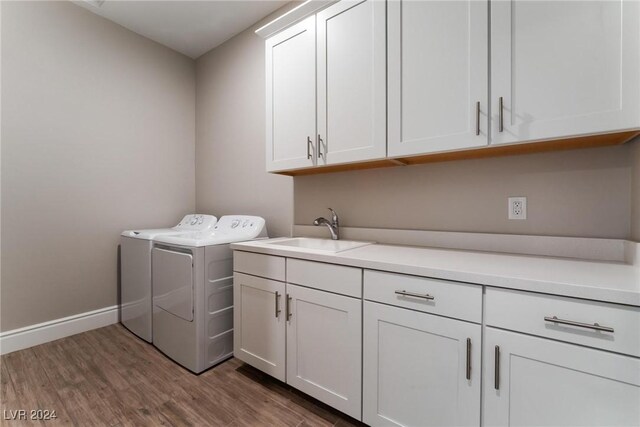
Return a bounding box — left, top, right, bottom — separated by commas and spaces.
231, 238, 640, 306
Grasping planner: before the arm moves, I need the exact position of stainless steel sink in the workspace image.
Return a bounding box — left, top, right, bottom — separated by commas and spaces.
264, 237, 373, 253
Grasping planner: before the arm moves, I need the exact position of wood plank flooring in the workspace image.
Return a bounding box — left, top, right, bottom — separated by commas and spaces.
0, 324, 365, 427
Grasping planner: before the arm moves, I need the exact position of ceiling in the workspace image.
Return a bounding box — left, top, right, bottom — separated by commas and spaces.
73, 0, 290, 59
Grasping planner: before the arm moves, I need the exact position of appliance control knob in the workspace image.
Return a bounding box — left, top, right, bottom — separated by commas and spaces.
231, 220, 240, 228
190, 217, 198, 225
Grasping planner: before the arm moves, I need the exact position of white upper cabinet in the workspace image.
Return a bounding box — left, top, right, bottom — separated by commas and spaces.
266, 17, 316, 172
387, 0, 489, 157
316, 0, 386, 164
491, 0, 640, 145
263, 0, 640, 172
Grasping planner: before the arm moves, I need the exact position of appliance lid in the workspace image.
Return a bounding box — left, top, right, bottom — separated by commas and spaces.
153, 215, 267, 247
121, 214, 218, 240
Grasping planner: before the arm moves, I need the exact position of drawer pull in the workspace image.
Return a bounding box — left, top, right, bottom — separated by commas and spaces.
475, 101, 481, 136
466, 338, 471, 380
275, 291, 281, 318
494, 345, 500, 390
498, 97, 504, 132
544, 316, 614, 333
394, 290, 435, 301
286, 294, 292, 321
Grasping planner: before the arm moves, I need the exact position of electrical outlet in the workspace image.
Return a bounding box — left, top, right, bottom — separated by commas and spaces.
508, 197, 527, 220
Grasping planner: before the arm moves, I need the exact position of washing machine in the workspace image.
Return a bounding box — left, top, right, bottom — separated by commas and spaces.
120, 214, 217, 342
151, 215, 267, 373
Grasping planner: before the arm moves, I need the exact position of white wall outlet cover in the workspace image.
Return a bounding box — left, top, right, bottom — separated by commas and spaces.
508, 197, 527, 220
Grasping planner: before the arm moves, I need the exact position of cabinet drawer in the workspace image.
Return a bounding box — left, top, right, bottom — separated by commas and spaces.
233, 251, 285, 282
286, 259, 362, 298
364, 271, 482, 323
486, 288, 640, 357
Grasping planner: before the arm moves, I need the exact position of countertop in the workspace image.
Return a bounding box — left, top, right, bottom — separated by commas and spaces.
231, 238, 640, 306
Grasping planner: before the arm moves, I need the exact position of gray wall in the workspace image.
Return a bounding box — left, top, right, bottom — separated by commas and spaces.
1, 1, 196, 331
194, 6, 295, 239
632, 139, 640, 241
295, 144, 635, 239
2, 0, 638, 333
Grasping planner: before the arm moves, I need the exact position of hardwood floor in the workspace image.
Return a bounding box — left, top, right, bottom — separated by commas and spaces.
0, 324, 365, 427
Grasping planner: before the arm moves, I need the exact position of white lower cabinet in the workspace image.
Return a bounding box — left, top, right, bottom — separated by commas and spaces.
233, 256, 363, 420
286, 284, 362, 419
363, 301, 481, 427
234, 252, 639, 426
483, 327, 640, 427
233, 272, 286, 381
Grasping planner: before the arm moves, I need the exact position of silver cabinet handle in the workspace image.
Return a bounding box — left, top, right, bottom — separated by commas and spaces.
466, 338, 471, 380
394, 290, 435, 301
498, 97, 504, 132
475, 101, 481, 136
494, 345, 500, 390
544, 316, 614, 333
275, 291, 281, 318
286, 294, 292, 321
317, 134, 324, 159
307, 136, 312, 159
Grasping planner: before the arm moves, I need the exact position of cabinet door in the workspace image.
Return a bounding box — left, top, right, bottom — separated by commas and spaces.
316, 0, 386, 165
233, 273, 286, 381
387, 0, 489, 157
286, 284, 362, 420
491, 0, 640, 145
266, 17, 316, 172
363, 301, 481, 427
483, 327, 640, 426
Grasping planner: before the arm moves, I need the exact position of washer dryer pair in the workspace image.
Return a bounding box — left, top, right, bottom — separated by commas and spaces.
152, 215, 267, 374
120, 214, 218, 342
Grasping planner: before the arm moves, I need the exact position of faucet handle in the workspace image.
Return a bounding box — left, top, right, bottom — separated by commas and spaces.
327, 208, 338, 225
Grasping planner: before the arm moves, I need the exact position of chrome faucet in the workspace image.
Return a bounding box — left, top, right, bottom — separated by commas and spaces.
314, 208, 340, 240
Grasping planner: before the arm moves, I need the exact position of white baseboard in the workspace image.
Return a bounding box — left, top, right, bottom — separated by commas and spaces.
0, 305, 119, 355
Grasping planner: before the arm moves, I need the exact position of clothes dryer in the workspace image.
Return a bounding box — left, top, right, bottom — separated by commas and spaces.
152, 215, 267, 373
120, 214, 217, 342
